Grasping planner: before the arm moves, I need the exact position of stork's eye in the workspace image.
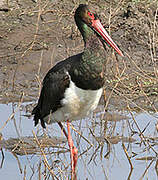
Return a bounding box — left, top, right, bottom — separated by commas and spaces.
88, 12, 94, 19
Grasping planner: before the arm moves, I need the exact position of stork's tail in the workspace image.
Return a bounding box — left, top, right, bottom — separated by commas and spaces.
32, 106, 46, 128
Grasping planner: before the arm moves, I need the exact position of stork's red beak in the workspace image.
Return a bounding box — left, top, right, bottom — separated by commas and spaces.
92, 19, 124, 57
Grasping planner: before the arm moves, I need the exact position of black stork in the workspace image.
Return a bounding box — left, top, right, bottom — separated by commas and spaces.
32, 4, 123, 179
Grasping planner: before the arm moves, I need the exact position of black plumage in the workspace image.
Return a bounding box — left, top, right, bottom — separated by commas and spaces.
32, 51, 104, 128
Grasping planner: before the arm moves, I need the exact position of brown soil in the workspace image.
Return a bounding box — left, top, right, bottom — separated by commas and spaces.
0, 0, 158, 112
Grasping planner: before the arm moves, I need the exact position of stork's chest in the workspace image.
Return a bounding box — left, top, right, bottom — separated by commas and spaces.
61, 80, 103, 119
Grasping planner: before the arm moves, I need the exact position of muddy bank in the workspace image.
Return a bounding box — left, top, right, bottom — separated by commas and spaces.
0, 0, 157, 112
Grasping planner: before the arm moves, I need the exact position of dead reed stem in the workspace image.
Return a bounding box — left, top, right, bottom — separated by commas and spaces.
32, 131, 59, 180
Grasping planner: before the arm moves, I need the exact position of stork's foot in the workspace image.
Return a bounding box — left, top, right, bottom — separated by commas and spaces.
70, 143, 78, 179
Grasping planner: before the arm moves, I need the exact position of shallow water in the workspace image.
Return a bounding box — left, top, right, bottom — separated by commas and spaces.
0, 103, 158, 180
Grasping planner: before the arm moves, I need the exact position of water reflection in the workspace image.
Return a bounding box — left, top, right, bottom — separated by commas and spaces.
0, 103, 158, 180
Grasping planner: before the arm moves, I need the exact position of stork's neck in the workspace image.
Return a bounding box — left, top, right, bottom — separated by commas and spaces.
84, 33, 103, 52
77, 20, 104, 53
75, 19, 106, 77
77, 22, 101, 48
81, 23, 105, 64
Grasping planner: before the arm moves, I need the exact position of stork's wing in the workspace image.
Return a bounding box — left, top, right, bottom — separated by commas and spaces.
32, 67, 70, 128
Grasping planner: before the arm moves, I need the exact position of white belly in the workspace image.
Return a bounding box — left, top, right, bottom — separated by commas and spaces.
44, 80, 103, 124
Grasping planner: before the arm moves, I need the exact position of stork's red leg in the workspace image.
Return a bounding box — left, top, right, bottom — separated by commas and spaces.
67, 120, 78, 178
58, 122, 78, 180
